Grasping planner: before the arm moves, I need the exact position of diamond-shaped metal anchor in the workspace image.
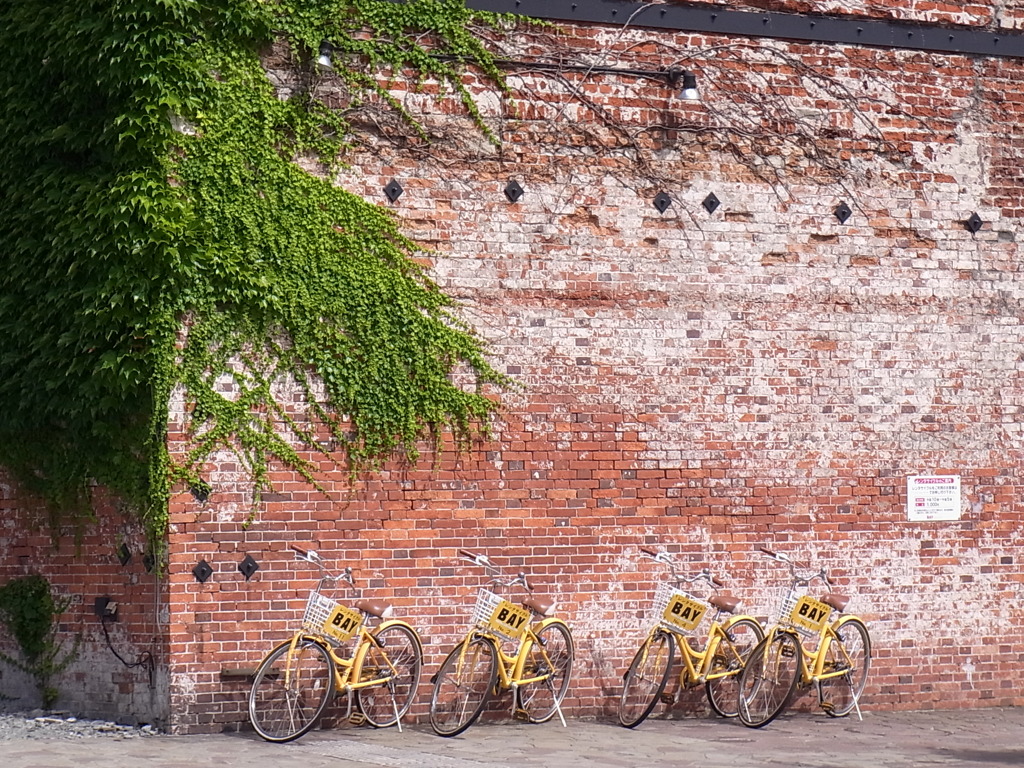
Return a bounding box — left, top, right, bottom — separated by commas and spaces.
238, 555, 260, 581
702, 192, 721, 215
834, 201, 852, 224
143, 552, 156, 573
192, 559, 213, 583
653, 191, 672, 214
116, 543, 132, 567
504, 180, 524, 203
383, 179, 404, 203
965, 212, 983, 233
190, 481, 210, 504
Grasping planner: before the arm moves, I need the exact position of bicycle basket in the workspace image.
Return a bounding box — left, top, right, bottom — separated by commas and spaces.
775, 588, 831, 637
302, 591, 363, 644
471, 588, 530, 644
653, 581, 711, 636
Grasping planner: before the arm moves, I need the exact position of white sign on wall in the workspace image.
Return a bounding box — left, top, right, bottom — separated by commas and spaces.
906, 475, 961, 521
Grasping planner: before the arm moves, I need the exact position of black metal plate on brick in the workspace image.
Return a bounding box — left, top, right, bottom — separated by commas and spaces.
505, 180, 524, 203
384, 179, 404, 202
193, 559, 213, 583
238, 555, 260, 581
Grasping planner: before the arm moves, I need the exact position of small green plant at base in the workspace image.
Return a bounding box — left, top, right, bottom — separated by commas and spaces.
0, 575, 80, 710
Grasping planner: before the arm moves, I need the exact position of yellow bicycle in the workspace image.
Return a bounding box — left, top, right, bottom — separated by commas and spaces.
429, 550, 574, 737
738, 547, 871, 728
248, 546, 423, 742
619, 548, 764, 727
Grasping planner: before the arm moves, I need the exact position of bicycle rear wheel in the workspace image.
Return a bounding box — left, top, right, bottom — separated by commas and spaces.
818, 617, 871, 717
249, 637, 335, 742
356, 623, 423, 727
705, 618, 764, 718
618, 630, 674, 728
515, 620, 574, 723
429, 636, 498, 737
737, 630, 801, 728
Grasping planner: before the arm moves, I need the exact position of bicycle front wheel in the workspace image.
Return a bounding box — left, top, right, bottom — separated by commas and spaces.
516, 620, 575, 724
429, 636, 498, 737
705, 617, 764, 718
737, 630, 801, 728
249, 637, 335, 742
356, 623, 423, 728
818, 617, 871, 717
618, 630, 674, 728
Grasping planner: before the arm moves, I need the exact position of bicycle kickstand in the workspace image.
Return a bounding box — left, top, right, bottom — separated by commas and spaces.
390, 684, 404, 733
551, 681, 567, 728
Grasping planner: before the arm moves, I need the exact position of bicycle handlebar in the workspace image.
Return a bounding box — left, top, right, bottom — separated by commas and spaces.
290, 545, 355, 587
758, 546, 831, 589
640, 549, 725, 588
458, 550, 533, 592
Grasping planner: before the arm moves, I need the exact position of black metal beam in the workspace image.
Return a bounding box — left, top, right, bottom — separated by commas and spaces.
464, 0, 1024, 60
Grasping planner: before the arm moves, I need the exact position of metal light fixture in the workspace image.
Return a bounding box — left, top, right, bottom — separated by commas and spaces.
317, 40, 334, 71
679, 71, 699, 101
667, 68, 699, 101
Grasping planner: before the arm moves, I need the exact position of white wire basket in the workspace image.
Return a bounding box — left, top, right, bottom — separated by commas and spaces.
471, 588, 528, 644
653, 582, 711, 637
301, 591, 363, 644
775, 588, 829, 637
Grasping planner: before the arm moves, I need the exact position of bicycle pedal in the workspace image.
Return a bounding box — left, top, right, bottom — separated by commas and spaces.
348, 712, 367, 726
513, 709, 531, 722
658, 692, 675, 705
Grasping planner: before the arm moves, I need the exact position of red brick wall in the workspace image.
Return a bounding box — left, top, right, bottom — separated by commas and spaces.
692, 0, 1024, 28
7, 8, 1024, 733
0, 472, 168, 723
161, 16, 1024, 732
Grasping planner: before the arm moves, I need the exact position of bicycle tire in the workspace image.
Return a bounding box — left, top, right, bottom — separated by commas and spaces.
705, 617, 764, 718
515, 620, 574, 724
618, 630, 675, 728
249, 637, 335, 742
737, 630, 801, 728
356, 623, 423, 728
429, 636, 498, 737
818, 617, 871, 717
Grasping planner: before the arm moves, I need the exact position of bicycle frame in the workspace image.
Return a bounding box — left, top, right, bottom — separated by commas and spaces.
641, 549, 761, 688
767, 616, 864, 687
752, 547, 866, 721
672, 612, 758, 685
429, 549, 573, 736
467, 616, 567, 696
287, 618, 420, 696
274, 546, 423, 732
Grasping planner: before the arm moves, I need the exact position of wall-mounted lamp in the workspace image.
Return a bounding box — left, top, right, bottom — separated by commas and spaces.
317, 40, 334, 71
667, 68, 699, 101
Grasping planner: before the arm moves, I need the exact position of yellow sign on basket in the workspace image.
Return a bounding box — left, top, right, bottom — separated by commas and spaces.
323, 604, 363, 642
789, 595, 832, 633
662, 593, 708, 633
487, 599, 531, 639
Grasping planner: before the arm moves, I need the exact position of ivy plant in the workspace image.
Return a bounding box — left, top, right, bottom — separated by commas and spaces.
0, 575, 79, 709
0, 0, 513, 553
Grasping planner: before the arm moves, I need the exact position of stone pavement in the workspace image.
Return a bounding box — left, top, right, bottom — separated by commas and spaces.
4, 708, 1023, 768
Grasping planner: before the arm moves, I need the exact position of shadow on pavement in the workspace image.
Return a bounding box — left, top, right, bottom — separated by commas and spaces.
931, 748, 1024, 766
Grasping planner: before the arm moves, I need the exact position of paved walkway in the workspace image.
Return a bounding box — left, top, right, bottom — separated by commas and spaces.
4, 708, 1023, 768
